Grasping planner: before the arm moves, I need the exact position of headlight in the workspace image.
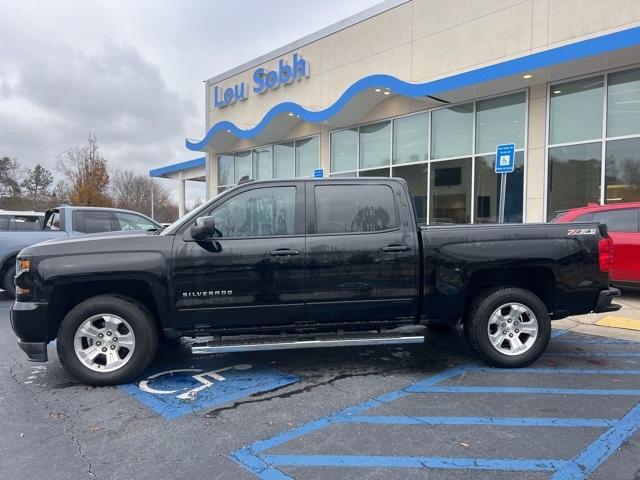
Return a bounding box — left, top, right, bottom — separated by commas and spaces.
16, 257, 30, 276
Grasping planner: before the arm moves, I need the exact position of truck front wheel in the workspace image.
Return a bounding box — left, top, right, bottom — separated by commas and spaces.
463, 287, 550, 368
57, 295, 158, 385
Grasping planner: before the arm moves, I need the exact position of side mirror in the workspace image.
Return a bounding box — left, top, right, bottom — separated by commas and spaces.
189, 216, 216, 241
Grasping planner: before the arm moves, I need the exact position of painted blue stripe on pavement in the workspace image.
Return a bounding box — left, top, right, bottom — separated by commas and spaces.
248, 365, 470, 454
554, 338, 637, 344
340, 416, 615, 427
409, 386, 640, 395
468, 367, 640, 375
551, 330, 569, 338
261, 454, 567, 471
231, 448, 293, 480
551, 402, 640, 480
546, 352, 640, 357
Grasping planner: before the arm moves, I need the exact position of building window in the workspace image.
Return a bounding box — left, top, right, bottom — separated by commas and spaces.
475, 152, 524, 223
605, 138, 640, 203
329, 90, 527, 224
274, 142, 295, 179
547, 67, 640, 218
392, 163, 428, 223
393, 113, 428, 164
476, 92, 526, 153
431, 103, 473, 159
295, 136, 319, 177
215, 135, 318, 189
549, 76, 604, 145
607, 68, 640, 138
234, 150, 252, 182
253, 146, 273, 181
360, 121, 391, 169
547, 143, 602, 217
217, 154, 234, 187
331, 128, 358, 173
430, 158, 472, 224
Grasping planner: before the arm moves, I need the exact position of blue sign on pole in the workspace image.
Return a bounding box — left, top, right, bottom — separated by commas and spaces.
314, 168, 324, 178
495, 144, 515, 174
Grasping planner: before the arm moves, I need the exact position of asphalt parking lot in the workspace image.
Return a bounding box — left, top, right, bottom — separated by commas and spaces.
1, 292, 639, 480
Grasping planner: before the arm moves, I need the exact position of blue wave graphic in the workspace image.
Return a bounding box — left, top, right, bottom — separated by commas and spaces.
186, 26, 640, 151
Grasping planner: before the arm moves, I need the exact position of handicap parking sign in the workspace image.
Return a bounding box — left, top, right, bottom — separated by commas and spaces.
120, 356, 299, 419
495, 143, 515, 174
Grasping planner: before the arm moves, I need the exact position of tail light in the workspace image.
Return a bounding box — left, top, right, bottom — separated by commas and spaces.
598, 236, 613, 273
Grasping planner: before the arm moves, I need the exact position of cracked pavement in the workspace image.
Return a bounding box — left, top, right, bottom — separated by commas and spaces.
2, 292, 640, 480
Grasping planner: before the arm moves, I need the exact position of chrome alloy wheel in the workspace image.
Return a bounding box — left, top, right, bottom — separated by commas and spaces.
487, 303, 538, 356
73, 314, 136, 372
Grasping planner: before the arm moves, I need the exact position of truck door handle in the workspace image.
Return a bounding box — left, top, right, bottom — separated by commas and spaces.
382, 244, 410, 252
269, 248, 300, 257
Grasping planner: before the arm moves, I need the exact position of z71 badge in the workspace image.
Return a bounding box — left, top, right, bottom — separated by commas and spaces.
567, 228, 597, 236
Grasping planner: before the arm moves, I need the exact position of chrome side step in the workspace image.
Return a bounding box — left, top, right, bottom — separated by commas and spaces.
191, 332, 425, 354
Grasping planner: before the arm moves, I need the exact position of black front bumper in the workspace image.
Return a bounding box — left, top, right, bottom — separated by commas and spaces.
594, 287, 621, 313
10, 301, 49, 362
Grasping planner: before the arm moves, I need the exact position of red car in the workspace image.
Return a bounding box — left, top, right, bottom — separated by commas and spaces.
553, 202, 640, 285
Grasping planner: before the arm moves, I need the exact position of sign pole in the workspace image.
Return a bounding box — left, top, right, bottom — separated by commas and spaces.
495, 143, 515, 224
498, 173, 506, 223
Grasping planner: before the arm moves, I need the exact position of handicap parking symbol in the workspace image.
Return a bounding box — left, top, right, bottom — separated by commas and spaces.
120, 357, 299, 419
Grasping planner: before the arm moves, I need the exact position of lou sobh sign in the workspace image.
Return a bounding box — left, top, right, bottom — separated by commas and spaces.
213, 53, 310, 108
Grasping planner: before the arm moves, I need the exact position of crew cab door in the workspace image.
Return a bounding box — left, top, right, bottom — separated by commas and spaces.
171, 182, 306, 329
304, 180, 420, 324
592, 208, 640, 283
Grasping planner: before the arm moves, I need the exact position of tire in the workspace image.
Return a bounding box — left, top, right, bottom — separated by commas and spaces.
463, 287, 550, 368
57, 295, 158, 385
2, 263, 16, 299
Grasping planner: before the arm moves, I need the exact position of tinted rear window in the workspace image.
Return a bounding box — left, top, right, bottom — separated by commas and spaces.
592, 209, 639, 232
314, 184, 397, 234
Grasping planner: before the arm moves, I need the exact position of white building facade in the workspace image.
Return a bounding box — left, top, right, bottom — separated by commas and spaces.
155, 0, 640, 223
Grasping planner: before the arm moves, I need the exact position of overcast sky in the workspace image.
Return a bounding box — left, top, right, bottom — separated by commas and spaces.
0, 0, 382, 205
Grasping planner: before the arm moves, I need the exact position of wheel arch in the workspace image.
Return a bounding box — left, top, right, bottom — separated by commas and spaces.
47, 279, 167, 341
467, 266, 557, 315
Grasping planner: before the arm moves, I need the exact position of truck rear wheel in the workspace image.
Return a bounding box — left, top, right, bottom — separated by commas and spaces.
2, 263, 16, 299
57, 295, 158, 385
463, 287, 550, 368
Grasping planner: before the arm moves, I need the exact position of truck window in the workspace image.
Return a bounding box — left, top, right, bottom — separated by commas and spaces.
314, 184, 398, 234
211, 186, 296, 238
592, 209, 639, 232
115, 212, 157, 231
73, 211, 117, 234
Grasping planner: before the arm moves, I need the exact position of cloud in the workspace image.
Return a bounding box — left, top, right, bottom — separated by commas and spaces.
0, 0, 382, 204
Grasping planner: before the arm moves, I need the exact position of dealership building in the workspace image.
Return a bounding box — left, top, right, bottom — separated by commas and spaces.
151, 0, 640, 222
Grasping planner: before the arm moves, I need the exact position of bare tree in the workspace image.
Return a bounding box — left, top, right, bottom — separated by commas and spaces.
57, 134, 112, 207
111, 169, 178, 223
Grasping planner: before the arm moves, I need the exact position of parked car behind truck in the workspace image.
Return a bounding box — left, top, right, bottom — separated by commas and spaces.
11, 178, 620, 385
553, 202, 640, 286
1, 206, 161, 298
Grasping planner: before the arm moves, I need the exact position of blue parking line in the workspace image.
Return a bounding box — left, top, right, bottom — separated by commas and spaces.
546, 352, 640, 357
340, 416, 615, 427
409, 386, 640, 395
260, 454, 567, 471
232, 359, 640, 478
467, 367, 640, 375
551, 403, 640, 480
554, 338, 637, 344
551, 330, 569, 338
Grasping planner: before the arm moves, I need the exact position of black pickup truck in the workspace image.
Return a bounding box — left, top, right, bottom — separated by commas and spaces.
11, 178, 620, 385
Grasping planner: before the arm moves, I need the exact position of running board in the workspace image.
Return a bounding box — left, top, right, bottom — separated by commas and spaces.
191, 332, 425, 354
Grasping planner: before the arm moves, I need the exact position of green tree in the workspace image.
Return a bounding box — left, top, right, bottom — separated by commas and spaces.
21, 164, 54, 201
